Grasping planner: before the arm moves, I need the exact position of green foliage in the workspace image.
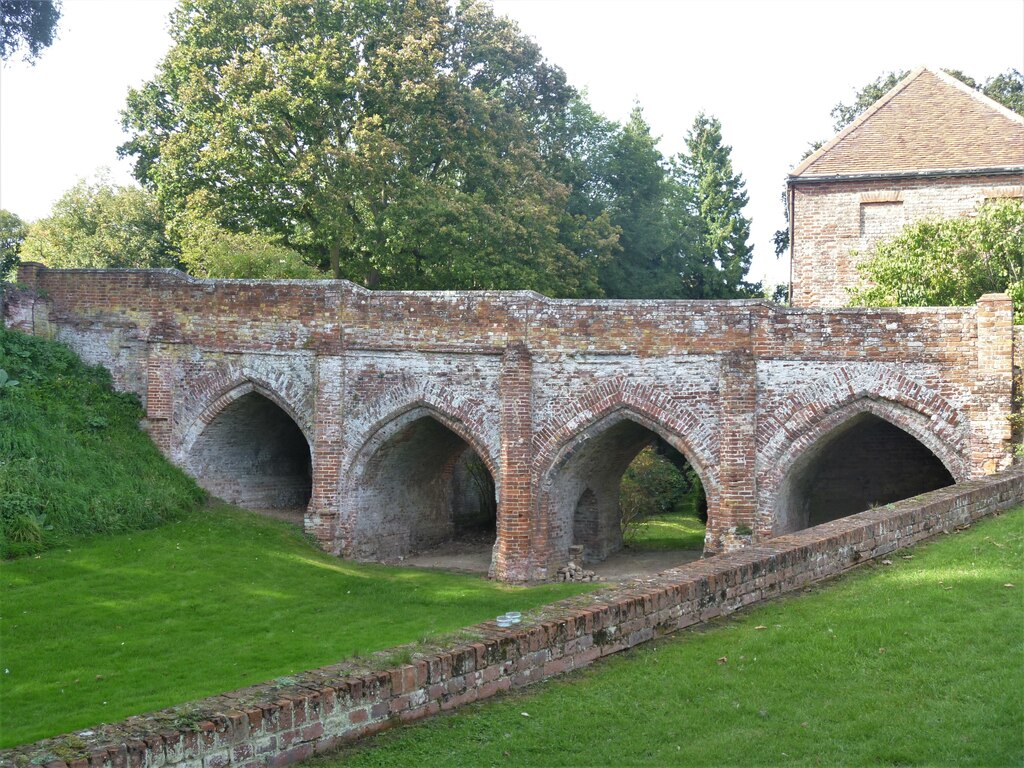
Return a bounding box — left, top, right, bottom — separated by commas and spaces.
592, 108, 757, 299
619, 444, 706, 548
0, 0, 61, 62
20, 174, 178, 270
0, 328, 204, 557
620, 446, 693, 524
314, 509, 1024, 768
595, 106, 688, 299
119, 0, 612, 296
0, 209, 28, 281
676, 113, 758, 298
849, 199, 1024, 322
0, 505, 594, 746
982, 68, 1024, 116
175, 212, 320, 279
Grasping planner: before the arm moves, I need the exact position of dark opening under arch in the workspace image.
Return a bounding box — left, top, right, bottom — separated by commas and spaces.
349, 414, 496, 561
189, 391, 312, 510
774, 412, 955, 534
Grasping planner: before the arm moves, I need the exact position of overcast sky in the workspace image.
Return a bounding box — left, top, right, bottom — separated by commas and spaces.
1, 0, 1022, 287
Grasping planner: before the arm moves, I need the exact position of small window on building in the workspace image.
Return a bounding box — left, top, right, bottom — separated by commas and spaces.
860, 201, 904, 248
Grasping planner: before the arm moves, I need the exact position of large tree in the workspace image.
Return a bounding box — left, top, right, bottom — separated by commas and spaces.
0, 0, 61, 62
675, 113, 755, 299
120, 0, 612, 296
596, 106, 691, 299
849, 199, 1023, 322
20, 175, 177, 270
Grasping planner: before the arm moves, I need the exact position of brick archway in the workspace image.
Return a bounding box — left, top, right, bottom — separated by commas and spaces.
178, 377, 314, 511
533, 378, 717, 489
339, 398, 500, 562
178, 376, 313, 459
757, 365, 967, 469
758, 395, 969, 534
534, 381, 719, 568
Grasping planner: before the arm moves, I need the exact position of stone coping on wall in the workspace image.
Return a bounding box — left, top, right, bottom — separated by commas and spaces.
4, 467, 1023, 768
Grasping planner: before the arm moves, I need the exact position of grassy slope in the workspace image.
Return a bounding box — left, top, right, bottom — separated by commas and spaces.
0, 328, 204, 556
316, 508, 1024, 768
0, 507, 595, 747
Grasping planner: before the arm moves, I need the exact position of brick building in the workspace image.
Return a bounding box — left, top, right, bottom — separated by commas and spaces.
788, 66, 1024, 307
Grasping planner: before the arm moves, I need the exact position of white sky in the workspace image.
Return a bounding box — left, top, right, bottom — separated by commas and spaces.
1, 0, 1022, 287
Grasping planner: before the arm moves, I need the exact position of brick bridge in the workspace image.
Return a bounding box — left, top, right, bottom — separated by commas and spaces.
4, 263, 1017, 581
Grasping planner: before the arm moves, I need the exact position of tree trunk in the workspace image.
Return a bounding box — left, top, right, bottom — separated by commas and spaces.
330, 241, 340, 280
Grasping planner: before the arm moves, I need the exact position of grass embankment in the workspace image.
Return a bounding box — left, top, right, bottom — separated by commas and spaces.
316, 508, 1024, 768
0, 328, 203, 557
0, 507, 596, 747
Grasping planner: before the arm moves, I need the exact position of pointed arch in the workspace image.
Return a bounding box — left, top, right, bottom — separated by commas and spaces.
761, 397, 966, 534
348, 379, 499, 479
180, 378, 314, 511
538, 401, 717, 567
533, 377, 718, 493
179, 376, 312, 459
757, 364, 968, 468
341, 399, 500, 563
345, 400, 499, 485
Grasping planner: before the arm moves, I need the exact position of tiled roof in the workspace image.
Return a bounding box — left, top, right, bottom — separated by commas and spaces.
790, 67, 1024, 180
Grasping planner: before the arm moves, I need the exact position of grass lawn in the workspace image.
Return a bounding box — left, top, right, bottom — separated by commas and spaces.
0, 506, 595, 747
625, 510, 705, 551
313, 507, 1024, 768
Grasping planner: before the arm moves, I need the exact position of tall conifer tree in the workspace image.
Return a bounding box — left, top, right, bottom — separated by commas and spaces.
677, 113, 755, 298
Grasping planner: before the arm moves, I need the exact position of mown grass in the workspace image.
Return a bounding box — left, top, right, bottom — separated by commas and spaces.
0, 328, 204, 557
626, 509, 706, 551
314, 508, 1024, 768
0, 507, 596, 747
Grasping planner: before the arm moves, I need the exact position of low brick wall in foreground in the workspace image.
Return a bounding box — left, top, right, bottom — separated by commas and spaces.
5, 467, 1023, 768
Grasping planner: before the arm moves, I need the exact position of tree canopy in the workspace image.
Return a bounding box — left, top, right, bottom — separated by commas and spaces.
20, 175, 177, 270
119, 0, 616, 296
0, 0, 61, 62
849, 199, 1023, 322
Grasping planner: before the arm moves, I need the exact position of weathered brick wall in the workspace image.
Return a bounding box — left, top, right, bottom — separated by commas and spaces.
2, 265, 1017, 581
790, 175, 1024, 307
4, 467, 1021, 768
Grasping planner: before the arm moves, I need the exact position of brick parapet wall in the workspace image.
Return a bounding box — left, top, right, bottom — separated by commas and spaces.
5, 468, 1021, 768
5, 264, 984, 365
790, 173, 1024, 308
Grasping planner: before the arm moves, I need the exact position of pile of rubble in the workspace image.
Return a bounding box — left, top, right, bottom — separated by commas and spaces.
556, 560, 598, 582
